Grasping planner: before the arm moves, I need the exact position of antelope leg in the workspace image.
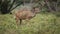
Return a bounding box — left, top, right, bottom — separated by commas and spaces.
20, 19, 22, 24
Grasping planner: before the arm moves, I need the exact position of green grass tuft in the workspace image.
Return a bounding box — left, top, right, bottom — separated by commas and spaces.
0, 13, 60, 34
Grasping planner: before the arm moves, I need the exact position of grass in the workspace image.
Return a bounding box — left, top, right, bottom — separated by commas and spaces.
0, 12, 60, 34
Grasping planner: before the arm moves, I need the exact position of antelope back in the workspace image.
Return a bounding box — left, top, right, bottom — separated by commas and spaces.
15, 8, 33, 19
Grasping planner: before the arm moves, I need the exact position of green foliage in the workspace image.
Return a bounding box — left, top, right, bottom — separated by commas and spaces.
0, 0, 23, 14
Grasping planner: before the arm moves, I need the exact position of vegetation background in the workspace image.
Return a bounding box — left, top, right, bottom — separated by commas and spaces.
0, 0, 60, 34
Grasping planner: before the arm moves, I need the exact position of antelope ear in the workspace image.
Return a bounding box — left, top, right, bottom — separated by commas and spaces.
31, 8, 35, 12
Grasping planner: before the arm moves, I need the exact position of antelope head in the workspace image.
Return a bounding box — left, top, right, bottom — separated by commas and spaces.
32, 7, 40, 14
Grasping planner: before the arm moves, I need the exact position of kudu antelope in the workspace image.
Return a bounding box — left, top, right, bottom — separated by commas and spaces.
15, 7, 40, 25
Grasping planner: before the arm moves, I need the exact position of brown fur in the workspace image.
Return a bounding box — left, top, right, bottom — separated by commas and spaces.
15, 7, 40, 25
